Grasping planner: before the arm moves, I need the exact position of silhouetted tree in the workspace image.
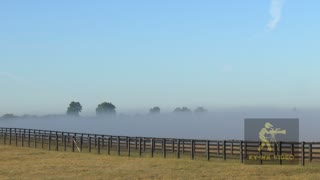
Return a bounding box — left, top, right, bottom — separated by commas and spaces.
96, 102, 116, 116
174, 107, 182, 112
174, 107, 191, 113
194, 107, 208, 113
1, 114, 17, 119
21, 114, 37, 118
66, 101, 82, 116
149, 107, 160, 114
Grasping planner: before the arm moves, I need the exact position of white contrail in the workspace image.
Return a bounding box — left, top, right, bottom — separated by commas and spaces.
267, 0, 285, 30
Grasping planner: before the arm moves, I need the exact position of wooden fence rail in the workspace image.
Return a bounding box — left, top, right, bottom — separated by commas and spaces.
0, 127, 319, 166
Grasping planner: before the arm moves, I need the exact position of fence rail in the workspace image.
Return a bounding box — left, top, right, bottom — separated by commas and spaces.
0, 127, 318, 166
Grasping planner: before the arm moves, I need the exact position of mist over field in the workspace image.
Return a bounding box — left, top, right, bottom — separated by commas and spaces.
1, 108, 319, 141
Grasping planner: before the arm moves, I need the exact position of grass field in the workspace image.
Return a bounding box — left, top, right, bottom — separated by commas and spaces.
0, 145, 320, 180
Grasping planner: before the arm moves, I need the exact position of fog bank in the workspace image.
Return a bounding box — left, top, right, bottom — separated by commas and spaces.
0, 109, 319, 141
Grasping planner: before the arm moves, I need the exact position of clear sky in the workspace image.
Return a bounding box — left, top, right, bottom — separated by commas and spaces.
1, 0, 320, 115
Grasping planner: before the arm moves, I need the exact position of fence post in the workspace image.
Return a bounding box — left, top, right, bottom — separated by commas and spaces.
72, 136, 75, 152
64, 135, 67, 151
98, 137, 101, 154
240, 141, 243, 163
20, 131, 23, 147
259, 141, 263, 165
151, 139, 154, 158
1, 129, 3, 144
28, 129, 30, 147
94, 134, 97, 147
139, 138, 142, 157
88, 137, 91, 153
0, 128, 2, 143
0, 128, 2, 142
206, 140, 210, 161
244, 142, 247, 159
107, 138, 111, 155
19, 129, 21, 142
0, 129, 2, 143
110, 136, 113, 148
182, 141, 185, 154
291, 143, 295, 156
54, 135, 58, 151
41, 135, 44, 149
231, 141, 233, 155
301, 141, 305, 166
279, 141, 282, 165
191, 140, 194, 160
101, 136, 104, 149
309, 143, 312, 162
143, 138, 146, 152
217, 141, 220, 155
135, 137, 137, 150
177, 139, 180, 159
128, 138, 131, 157
102, 135, 104, 148
117, 137, 120, 156
80, 136, 83, 152
67, 132, 70, 143
48, 135, 51, 151
9, 128, 12, 145
107, 137, 110, 154
172, 139, 175, 152
15, 133, 18, 146
34, 134, 37, 148
163, 139, 166, 158
125, 136, 128, 150
0, 128, 3, 141
223, 140, 226, 160
4, 132, 6, 144
23, 129, 26, 141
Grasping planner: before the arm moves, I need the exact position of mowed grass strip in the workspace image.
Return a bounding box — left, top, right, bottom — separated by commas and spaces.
0, 146, 320, 180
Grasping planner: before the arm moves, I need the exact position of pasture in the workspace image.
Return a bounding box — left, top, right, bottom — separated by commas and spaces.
0, 145, 320, 179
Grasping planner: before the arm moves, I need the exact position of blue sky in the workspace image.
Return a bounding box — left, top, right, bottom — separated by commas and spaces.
1, 0, 320, 115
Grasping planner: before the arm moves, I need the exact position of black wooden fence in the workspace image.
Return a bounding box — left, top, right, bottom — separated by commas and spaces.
0, 127, 319, 166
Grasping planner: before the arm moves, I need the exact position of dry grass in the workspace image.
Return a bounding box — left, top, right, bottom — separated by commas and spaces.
0, 145, 320, 180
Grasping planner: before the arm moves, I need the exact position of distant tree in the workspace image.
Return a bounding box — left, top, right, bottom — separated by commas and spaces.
194, 107, 208, 113
174, 107, 191, 113
174, 107, 182, 112
96, 102, 116, 116
149, 107, 160, 114
21, 114, 38, 118
1, 114, 17, 119
181, 107, 191, 112
66, 101, 82, 116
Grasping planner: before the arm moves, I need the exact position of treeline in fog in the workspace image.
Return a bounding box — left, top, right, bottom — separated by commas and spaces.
1, 101, 208, 119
